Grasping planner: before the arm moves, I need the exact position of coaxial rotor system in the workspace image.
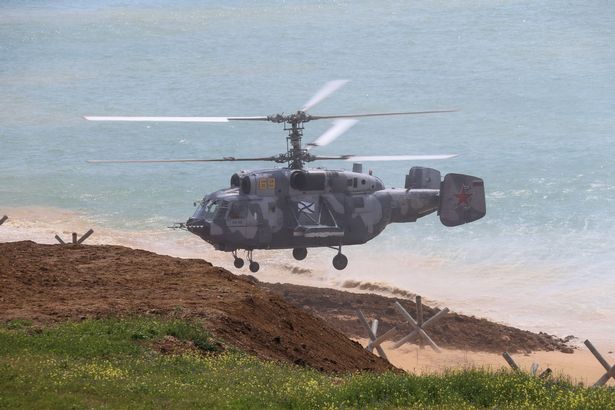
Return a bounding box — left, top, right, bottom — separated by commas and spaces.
85, 80, 458, 169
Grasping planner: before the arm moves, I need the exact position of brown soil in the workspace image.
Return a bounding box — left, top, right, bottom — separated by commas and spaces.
0, 241, 392, 373
0, 241, 573, 374
150, 335, 202, 356
262, 282, 574, 354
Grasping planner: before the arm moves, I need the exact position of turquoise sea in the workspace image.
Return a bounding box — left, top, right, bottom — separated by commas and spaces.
1, 1, 614, 346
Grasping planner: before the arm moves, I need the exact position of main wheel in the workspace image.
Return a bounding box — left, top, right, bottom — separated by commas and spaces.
249, 261, 260, 273
292, 247, 307, 261
233, 258, 244, 269
332, 254, 348, 270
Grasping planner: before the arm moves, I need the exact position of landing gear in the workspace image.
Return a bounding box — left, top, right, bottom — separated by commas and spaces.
292, 247, 307, 261
332, 254, 348, 270
249, 261, 260, 273
332, 246, 348, 270
247, 250, 260, 273
232, 251, 244, 269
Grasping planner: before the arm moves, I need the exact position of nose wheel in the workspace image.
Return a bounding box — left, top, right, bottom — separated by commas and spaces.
232, 250, 244, 269
233, 250, 260, 273
233, 257, 244, 269
332, 246, 348, 270
249, 261, 260, 273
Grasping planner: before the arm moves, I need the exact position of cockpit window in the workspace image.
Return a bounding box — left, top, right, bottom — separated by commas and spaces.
192, 200, 206, 219
204, 201, 219, 222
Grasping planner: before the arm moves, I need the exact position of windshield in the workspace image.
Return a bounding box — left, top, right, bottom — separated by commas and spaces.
192, 200, 207, 219
204, 201, 219, 222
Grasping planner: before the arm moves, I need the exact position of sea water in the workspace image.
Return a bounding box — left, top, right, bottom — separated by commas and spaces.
1, 1, 614, 347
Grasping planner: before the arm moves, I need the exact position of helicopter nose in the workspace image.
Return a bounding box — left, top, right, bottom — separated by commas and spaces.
186, 217, 200, 226
186, 218, 209, 236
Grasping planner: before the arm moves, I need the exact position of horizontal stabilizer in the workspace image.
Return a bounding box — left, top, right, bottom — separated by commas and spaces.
439, 173, 486, 227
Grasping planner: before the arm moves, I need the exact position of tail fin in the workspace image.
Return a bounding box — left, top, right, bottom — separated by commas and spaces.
439, 173, 486, 227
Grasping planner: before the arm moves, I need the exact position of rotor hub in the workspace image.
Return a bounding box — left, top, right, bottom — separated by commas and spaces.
267, 111, 312, 125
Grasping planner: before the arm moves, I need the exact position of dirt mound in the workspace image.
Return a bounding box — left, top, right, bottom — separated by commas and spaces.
0, 241, 392, 373
263, 283, 573, 354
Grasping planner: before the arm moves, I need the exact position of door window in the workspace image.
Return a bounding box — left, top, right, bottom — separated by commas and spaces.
228, 202, 249, 219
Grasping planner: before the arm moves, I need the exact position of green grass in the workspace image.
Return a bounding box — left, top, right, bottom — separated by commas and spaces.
0, 318, 613, 409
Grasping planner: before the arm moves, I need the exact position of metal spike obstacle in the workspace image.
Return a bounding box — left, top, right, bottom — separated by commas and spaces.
356, 310, 397, 361
584, 339, 615, 387
502, 351, 520, 371
55, 229, 94, 245
392, 297, 449, 353
502, 352, 552, 379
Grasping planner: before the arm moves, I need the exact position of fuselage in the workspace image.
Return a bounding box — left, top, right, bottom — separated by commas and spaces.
186, 167, 440, 252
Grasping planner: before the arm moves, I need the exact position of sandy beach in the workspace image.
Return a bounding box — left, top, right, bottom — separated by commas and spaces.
357, 339, 614, 386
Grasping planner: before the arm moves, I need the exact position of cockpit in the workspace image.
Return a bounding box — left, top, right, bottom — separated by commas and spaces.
203, 200, 220, 222
193, 199, 227, 222
194, 197, 248, 223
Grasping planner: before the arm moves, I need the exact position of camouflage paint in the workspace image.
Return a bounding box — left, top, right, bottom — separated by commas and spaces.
186, 166, 485, 252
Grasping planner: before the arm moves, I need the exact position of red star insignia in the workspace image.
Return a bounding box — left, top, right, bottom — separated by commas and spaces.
454, 186, 473, 207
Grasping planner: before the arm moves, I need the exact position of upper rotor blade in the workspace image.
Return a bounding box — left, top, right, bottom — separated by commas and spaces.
87, 156, 276, 164
301, 79, 349, 112
306, 119, 358, 150
83, 116, 269, 122
310, 109, 458, 120
314, 154, 459, 161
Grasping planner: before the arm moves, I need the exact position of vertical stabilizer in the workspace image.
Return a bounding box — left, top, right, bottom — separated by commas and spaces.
439, 173, 486, 227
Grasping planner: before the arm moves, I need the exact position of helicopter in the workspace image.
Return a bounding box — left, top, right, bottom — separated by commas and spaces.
85, 80, 485, 273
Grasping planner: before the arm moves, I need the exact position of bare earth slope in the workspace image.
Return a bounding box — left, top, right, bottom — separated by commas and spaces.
262, 283, 573, 354
0, 241, 392, 373
0, 241, 571, 374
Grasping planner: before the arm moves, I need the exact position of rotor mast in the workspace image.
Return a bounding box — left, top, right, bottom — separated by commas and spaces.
268, 111, 314, 169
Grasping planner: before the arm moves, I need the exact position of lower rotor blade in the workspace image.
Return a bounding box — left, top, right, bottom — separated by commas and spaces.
87, 156, 276, 164
83, 116, 269, 122
306, 119, 358, 150
310, 109, 458, 120
314, 154, 458, 161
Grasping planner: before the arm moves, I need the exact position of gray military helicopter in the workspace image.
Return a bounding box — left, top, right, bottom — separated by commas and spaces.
86, 80, 485, 273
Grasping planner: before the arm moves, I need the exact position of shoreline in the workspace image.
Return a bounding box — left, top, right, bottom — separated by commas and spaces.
355, 339, 614, 386
1, 205, 614, 349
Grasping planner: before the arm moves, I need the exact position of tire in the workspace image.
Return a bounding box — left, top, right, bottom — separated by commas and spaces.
292, 247, 307, 261
249, 261, 260, 273
332, 253, 348, 270
234, 258, 244, 269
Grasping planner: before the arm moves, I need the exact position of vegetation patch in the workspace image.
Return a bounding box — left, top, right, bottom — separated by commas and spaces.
1, 317, 613, 409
